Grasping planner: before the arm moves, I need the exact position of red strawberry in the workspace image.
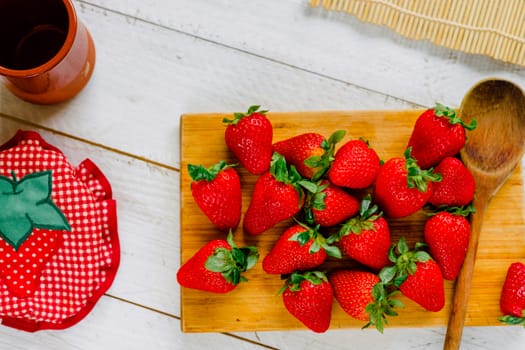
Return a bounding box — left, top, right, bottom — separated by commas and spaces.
407, 103, 477, 169
188, 161, 241, 231
329, 270, 401, 333
177, 231, 259, 293
262, 223, 341, 274
224, 105, 273, 175
273, 130, 345, 180
374, 149, 441, 218
383, 237, 445, 312
243, 153, 308, 235
424, 207, 473, 280
499, 262, 525, 326
279, 271, 333, 333
303, 180, 360, 227
428, 157, 475, 207
328, 139, 381, 189
329, 195, 391, 270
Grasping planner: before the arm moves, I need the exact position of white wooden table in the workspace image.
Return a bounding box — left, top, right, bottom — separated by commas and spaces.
0, 1, 524, 349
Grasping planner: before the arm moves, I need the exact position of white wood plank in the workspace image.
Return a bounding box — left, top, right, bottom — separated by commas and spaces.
0, 1, 523, 349
85, 0, 525, 107
234, 325, 525, 350
0, 119, 181, 316
0, 296, 268, 350
0, 1, 417, 170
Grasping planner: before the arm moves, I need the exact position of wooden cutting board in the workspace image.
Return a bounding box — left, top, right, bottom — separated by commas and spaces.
179, 110, 525, 333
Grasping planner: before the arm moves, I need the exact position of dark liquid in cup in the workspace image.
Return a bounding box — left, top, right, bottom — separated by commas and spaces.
13, 25, 67, 70
0, 0, 69, 70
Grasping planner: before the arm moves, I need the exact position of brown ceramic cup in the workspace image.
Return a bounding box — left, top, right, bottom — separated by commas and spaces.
0, 0, 95, 104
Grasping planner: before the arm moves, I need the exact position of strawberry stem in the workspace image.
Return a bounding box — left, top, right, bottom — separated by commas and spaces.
404, 148, 442, 192
205, 230, 259, 284
427, 204, 476, 217
188, 160, 232, 182
434, 103, 477, 131
328, 194, 382, 243
223, 105, 268, 125
289, 221, 342, 259
277, 270, 328, 294
383, 237, 431, 288
364, 282, 403, 333
305, 129, 346, 181
498, 310, 525, 327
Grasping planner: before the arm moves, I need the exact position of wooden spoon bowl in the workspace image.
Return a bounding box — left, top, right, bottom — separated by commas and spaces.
444, 79, 525, 349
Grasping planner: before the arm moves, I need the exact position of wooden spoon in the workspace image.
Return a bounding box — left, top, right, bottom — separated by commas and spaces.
443, 78, 525, 350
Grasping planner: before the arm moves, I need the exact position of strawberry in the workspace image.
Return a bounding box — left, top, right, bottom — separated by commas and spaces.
382, 237, 445, 312
499, 262, 525, 327
428, 157, 475, 207
188, 160, 241, 231
374, 149, 442, 218
407, 103, 477, 169
328, 138, 381, 189
243, 153, 310, 235
262, 223, 341, 274
273, 130, 345, 180
177, 231, 258, 293
223, 105, 273, 175
303, 180, 360, 227
329, 270, 402, 333
423, 207, 473, 280
279, 271, 333, 333
329, 195, 391, 270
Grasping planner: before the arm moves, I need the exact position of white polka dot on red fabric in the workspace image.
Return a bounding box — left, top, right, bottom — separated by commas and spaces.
0, 138, 116, 325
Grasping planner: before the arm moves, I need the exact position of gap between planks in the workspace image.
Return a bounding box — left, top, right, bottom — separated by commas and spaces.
0, 111, 179, 172
104, 294, 280, 350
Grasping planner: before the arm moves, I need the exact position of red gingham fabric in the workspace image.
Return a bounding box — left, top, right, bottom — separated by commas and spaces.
0, 130, 120, 331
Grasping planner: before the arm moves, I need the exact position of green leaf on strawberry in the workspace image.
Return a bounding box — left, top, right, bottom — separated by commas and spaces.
434, 103, 477, 131
288, 222, 342, 259
0, 170, 71, 250
204, 230, 259, 284
498, 310, 525, 327
188, 160, 232, 182
223, 105, 268, 125
304, 130, 346, 181
405, 148, 442, 192
364, 282, 403, 333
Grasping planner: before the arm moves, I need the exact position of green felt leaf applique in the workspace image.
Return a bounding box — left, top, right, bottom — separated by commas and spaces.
0, 170, 71, 250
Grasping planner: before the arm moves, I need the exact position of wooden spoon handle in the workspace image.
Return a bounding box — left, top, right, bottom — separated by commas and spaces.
443, 201, 488, 350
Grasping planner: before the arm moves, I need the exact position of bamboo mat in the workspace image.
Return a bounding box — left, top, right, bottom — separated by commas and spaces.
310, 0, 525, 67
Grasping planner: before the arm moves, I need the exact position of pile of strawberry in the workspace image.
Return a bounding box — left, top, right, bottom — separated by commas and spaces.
178, 104, 523, 333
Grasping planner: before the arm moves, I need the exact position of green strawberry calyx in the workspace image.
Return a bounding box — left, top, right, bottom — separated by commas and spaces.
304, 129, 346, 181
188, 160, 235, 182
381, 237, 431, 288
277, 270, 328, 294
363, 280, 404, 333
328, 194, 382, 243
427, 204, 476, 217
223, 105, 268, 125
301, 180, 329, 225
204, 230, 259, 285
271, 152, 317, 206
405, 148, 442, 192
288, 220, 342, 259
498, 310, 525, 327
433, 103, 477, 131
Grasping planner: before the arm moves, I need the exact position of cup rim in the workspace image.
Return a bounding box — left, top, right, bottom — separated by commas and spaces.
0, 0, 78, 78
